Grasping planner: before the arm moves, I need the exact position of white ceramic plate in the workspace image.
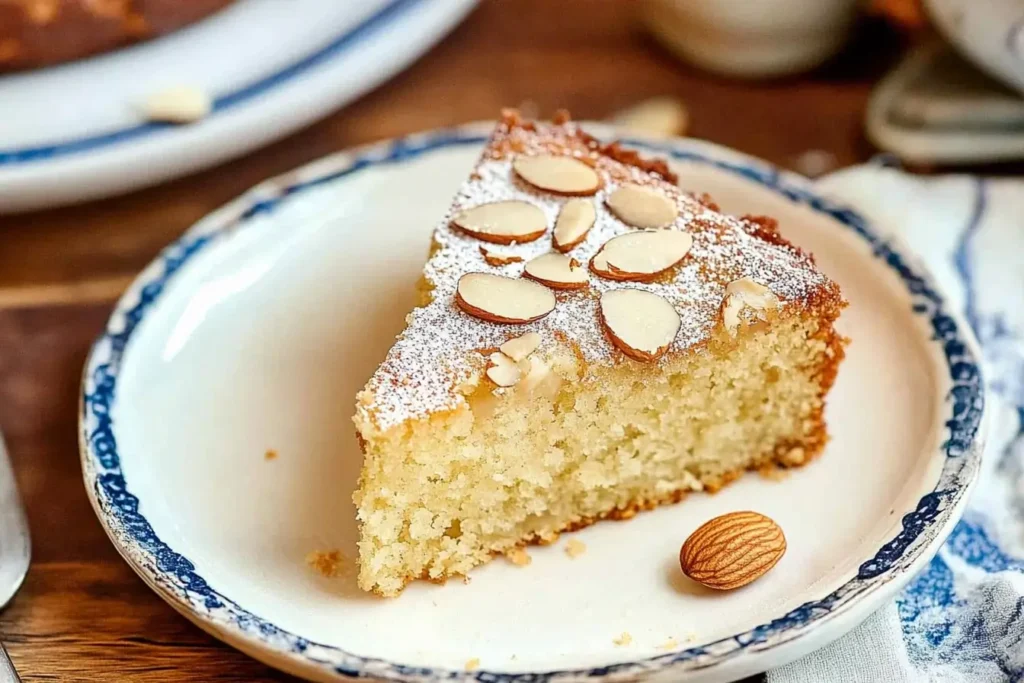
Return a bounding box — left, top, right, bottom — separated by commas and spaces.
79, 124, 987, 682
0, 0, 476, 213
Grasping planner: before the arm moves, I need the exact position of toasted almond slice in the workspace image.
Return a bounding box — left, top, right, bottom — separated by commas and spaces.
452, 201, 547, 244
553, 198, 596, 252
599, 289, 680, 361
141, 85, 212, 124
486, 352, 521, 387
513, 155, 601, 196
612, 97, 689, 138
500, 332, 541, 362
518, 355, 561, 398
479, 246, 524, 266
722, 277, 778, 335
606, 184, 678, 229
523, 253, 589, 290
456, 273, 556, 324
590, 230, 692, 282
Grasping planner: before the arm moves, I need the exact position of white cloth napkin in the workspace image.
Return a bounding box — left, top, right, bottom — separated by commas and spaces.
768, 167, 1024, 683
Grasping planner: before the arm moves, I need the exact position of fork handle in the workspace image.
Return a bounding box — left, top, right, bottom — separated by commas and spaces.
0, 642, 20, 682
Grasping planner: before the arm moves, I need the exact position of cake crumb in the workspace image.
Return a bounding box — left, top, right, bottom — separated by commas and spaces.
685, 631, 698, 642
506, 547, 532, 566
657, 637, 679, 650
565, 539, 587, 558
758, 463, 788, 481
306, 550, 346, 578
613, 632, 633, 646
465, 658, 480, 671
264, 449, 278, 461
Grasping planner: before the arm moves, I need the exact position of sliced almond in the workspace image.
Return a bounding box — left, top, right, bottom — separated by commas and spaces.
606, 184, 677, 229
486, 352, 521, 387
479, 246, 524, 266
722, 277, 778, 335
452, 201, 547, 244
513, 155, 601, 196
523, 253, 589, 290
518, 355, 561, 399
590, 230, 692, 282
553, 198, 596, 252
141, 85, 212, 124
456, 272, 555, 324
612, 97, 690, 138
599, 289, 680, 361
500, 332, 541, 362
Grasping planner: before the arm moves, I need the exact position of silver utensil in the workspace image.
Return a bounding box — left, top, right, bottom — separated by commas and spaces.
0, 430, 29, 682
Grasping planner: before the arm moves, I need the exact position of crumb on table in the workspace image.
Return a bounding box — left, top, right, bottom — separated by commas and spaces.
565, 538, 587, 558
613, 632, 632, 646
506, 547, 531, 566
306, 550, 346, 578
685, 630, 698, 642
465, 658, 480, 672
264, 449, 278, 461
657, 637, 678, 650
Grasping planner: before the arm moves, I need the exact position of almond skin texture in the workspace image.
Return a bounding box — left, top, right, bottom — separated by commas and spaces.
679, 511, 786, 590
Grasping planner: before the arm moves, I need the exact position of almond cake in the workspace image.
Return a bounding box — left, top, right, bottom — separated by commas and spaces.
352, 110, 846, 597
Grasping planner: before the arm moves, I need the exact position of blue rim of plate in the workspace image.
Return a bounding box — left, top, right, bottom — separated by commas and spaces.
79, 124, 986, 681
0, 0, 424, 166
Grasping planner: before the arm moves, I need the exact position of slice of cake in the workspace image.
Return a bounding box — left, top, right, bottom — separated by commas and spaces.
353, 110, 846, 597
0, 0, 236, 71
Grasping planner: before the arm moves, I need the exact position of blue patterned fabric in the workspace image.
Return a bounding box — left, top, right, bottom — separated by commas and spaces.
785, 169, 1024, 683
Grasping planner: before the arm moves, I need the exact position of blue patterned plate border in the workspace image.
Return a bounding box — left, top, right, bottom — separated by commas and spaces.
79, 124, 987, 681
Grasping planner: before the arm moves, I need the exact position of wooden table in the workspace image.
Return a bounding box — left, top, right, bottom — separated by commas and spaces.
0, 2, 904, 680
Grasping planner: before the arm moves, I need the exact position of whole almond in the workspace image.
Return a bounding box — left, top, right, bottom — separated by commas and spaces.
679, 511, 786, 590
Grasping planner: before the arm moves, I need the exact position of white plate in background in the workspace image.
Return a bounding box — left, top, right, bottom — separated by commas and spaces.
0, 0, 476, 213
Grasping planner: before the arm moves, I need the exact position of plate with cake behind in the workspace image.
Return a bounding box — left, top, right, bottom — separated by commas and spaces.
0, 0, 476, 212
79, 120, 986, 682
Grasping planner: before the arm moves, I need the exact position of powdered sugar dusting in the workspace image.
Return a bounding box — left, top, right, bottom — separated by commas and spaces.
358, 117, 839, 432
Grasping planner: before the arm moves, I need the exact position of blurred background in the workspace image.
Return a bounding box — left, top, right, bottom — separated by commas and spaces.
1, 0, 1022, 679
4, 0, 1023, 302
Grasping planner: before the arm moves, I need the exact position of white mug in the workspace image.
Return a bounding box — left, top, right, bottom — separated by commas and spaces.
641, 0, 862, 78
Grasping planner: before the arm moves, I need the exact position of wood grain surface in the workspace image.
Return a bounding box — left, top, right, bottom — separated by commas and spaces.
0, 2, 905, 680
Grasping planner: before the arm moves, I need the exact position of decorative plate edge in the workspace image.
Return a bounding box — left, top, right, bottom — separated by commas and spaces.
78, 124, 988, 682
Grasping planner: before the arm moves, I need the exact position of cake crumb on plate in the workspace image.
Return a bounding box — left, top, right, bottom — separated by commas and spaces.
658, 637, 679, 650
264, 448, 278, 461
758, 463, 788, 481
506, 547, 531, 566
565, 538, 587, 558
465, 658, 480, 671
613, 632, 633, 646
306, 550, 346, 578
